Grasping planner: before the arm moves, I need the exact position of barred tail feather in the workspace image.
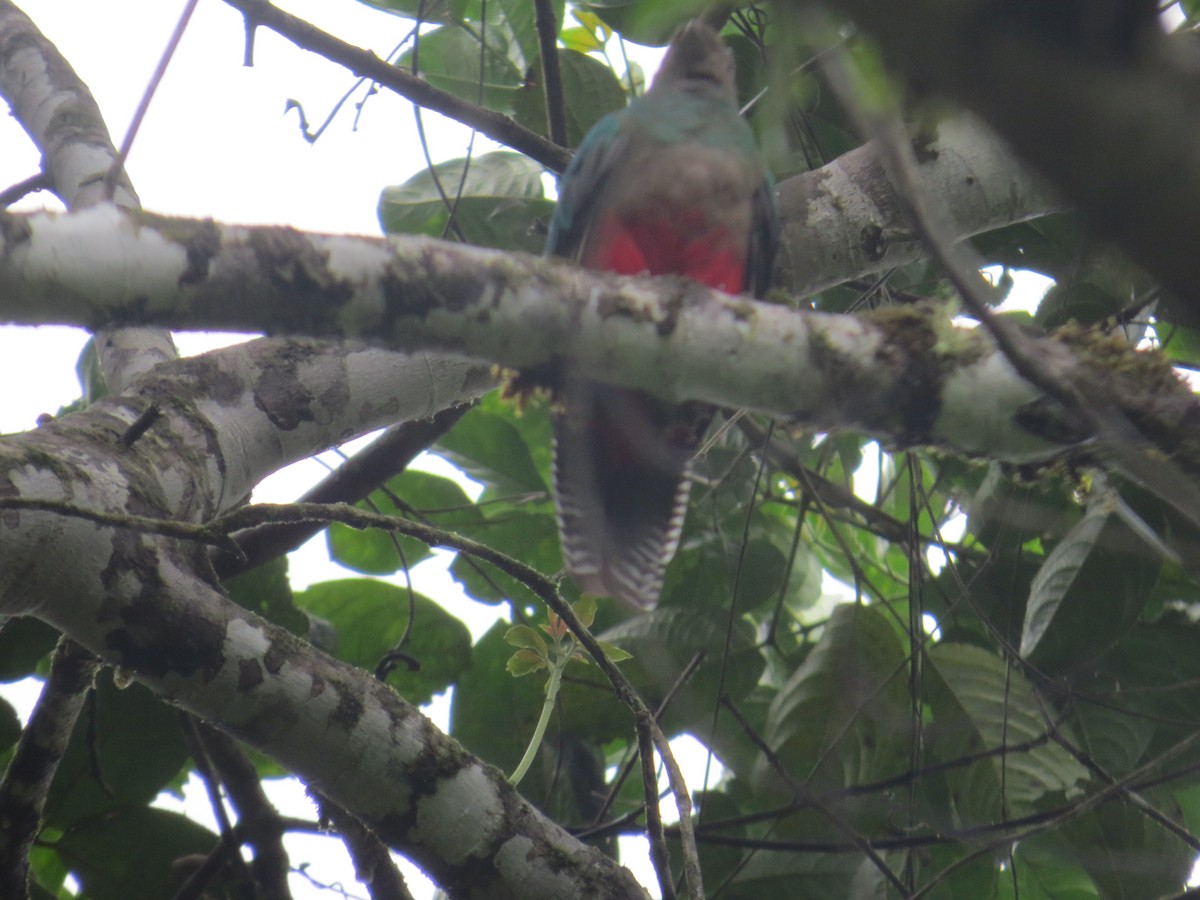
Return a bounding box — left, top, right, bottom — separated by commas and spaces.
552, 382, 702, 609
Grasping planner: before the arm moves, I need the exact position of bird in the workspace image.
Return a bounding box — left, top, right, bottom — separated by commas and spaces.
545, 19, 778, 609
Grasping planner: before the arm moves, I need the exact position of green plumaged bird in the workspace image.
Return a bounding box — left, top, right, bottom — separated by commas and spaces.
546, 19, 778, 608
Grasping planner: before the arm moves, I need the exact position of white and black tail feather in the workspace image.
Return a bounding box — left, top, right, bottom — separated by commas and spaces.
552, 381, 703, 609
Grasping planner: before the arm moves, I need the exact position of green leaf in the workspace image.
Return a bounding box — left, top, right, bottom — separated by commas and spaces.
1036, 282, 1124, 328
355, 0, 466, 24
1072, 693, 1153, 775
1062, 789, 1193, 900
0, 616, 59, 680
327, 469, 479, 575
295, 579, 471, 705
1157, 321, 1200, 367
379, 151, 554, 253
435, 405, 549, 498
574, 0, 707, 45
595, 639, 631, 662
54, 807, 219, 900
222, 556, 308, 636
1094, 619, 1200, 759
995, 831, 1101, 900
397, 24, 523, 111
452, 621, 547, 775
504, 623, 548, 656
924, 642, 1087, 823
449, 507, 562, 604
662, 526, 790, 610
571, 594, 597, 627
1021, 493, 1112, 658
602, 606, 763, 761
28, 839, 71, 897
512, 49, 628, 148
0, 695, 20, 757
720, 848, 866, 899
755, 603, 912, 803
469, 0, 565, 70
44, 673, 189, 828
506, 648, 547, 676
1021, 488, 1162, 669
562, 25, 604, 52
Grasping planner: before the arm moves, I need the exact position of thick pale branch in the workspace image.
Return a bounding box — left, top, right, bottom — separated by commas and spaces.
0, 0, 136, 209
3, 205, 1197, 472
776, 113, 1064, 297
0, 338, 638, 898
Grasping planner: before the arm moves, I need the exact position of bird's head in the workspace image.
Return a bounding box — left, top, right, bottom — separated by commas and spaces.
651, 19, 737, 101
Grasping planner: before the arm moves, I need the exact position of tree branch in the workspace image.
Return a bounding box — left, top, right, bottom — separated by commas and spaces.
775, 113, 1064, 297
0, 369, 645, 898
0, 0, 137, 209
213, 404, 470, 579
533, 0, 567, 148
0, 637, 99, 899
3, 205, 1197, 476
218, 0, 571, 173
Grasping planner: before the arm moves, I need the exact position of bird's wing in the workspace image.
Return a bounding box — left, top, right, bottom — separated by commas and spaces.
545, 110, 630, 262
746, 174, 780, 298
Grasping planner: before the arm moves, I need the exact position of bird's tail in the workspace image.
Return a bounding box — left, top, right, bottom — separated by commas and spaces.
552, 382, 705, 609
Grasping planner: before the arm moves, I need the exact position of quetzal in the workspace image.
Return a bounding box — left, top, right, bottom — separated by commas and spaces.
546, 20, 778, 609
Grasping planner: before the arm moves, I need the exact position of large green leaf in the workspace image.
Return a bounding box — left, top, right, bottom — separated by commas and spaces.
449, 507, 563, 605
1094, 618, 1200, 760
1061, 790, 1192, 900
720, 847, 870, 900
661, 531, 789, 611
574, 0, 707, 45
995, 831, 1102, 900
1021, 489, 1162, 670
327, 468, 480, 574
462, 0, 566, 71
356, 0, 466, 24
397, 24, 523, 111
434, 405, 549, 498
294, 579, 471, 704
0, 695, 20, 758
0, 616, 59, 680
43, 673, 188, 828
55, 807, 220, 900
924, 642, 1087, 824
513, 49, 628, 148
601, 606, 763, 735
1157, 321, 1200, 367
754, 603, 912, 801
379, 151, 554, 252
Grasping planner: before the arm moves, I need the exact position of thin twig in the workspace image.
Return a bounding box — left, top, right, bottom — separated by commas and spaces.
637, 721, 675, 900
105, 0, 199, 199
0, 173, 49, 208
213, 405, 468, 579
219, 0, 570, 172
533, 0, 567, 147
197, 724, 293, 900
